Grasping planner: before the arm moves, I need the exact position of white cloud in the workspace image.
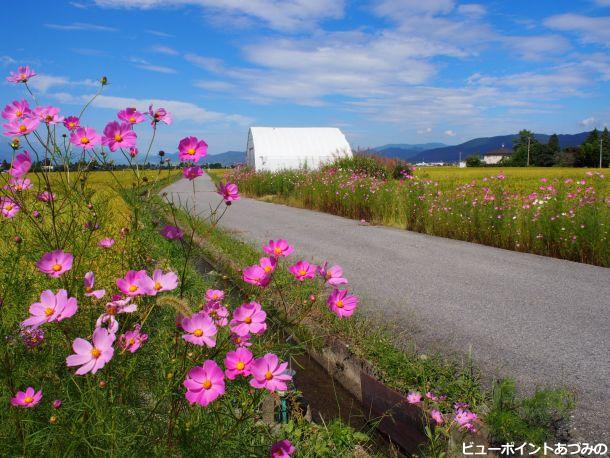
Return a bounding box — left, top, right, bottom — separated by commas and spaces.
151, 45, 179, 55
146, 29, 174, 37
417, 127, 433, 134
580, 117, 596, 127
94, 0, 345, 31
457, 3, 486, 17
50, 92, 252, 126
1, 55, 16, 67
129, 57, 177, 74
504, 34, 571, 60
28, 75, 100, 93
593, 0, 610, 6
45, 22, 117, 32
184, 53, 225, 72
545, 14, 610, 47
69, 2, 88, 8
444, 129, 456, 136
194, 80, 236, 92
373, 0, 455, 16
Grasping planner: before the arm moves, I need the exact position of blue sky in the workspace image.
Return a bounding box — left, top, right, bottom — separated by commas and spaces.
2, 0, 610, 155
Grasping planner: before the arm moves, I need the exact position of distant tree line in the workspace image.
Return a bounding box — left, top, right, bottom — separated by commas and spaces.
466, 128, 610, 167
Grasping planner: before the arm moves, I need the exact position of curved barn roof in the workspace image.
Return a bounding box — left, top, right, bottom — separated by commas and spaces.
248, 127, 351, 157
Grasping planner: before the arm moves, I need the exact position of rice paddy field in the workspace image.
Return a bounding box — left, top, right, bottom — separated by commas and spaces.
225, 165, 610, 267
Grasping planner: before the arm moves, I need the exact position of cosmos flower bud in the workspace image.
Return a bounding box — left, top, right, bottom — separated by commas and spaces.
100, 76, 108, 85
10, 138, 20, 150
49, 415, 58, 424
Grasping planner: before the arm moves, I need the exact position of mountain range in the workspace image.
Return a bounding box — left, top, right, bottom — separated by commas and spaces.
0, 131, 593, 166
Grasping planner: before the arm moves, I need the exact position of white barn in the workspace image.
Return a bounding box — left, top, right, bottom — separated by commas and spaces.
246, 127, 352, 172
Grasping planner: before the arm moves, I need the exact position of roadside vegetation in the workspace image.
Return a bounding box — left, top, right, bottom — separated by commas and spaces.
222, 155, 610, 266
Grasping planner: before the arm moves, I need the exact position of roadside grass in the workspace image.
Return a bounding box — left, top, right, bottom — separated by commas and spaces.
227, 163, 610, 266
1, 170, 374, 456
167, 199, 574, 449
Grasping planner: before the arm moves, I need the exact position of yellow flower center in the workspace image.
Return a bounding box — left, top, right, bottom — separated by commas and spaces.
5, 204, 13, 211
107, 306, 117, 315
16, 110, 22, 117
91, 347, 101, 358
212, 294, 218, 300
187, 147, 196, 155
202, 379, 212, 389
44, 307, 54, 316
193, 329, 203, 337
128, 285, 138, 292
298, 269, 306, 276
274, 247, 282, 254
154, 282, 162, 291
236, 361, 245, 370
45, 115, 53, 122
336, 300, 344, 308
69, 122, 75, 128
80, 136, 90, 145
129, 116, 136, 123
85, 286, 93, 293
20, 74, 26, 80
19, 124, 27, 133
244, 316, 252, 324
235, 337, 242, 344
114, 134, 123, 142
265, 371, 273, 380
264, 266, 272, 273
128, 338, 136, 345
52, 264, 62, 272
24, 396, 34, 404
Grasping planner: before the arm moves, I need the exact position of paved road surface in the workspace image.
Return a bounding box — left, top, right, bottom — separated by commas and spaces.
165, 174, 610, 443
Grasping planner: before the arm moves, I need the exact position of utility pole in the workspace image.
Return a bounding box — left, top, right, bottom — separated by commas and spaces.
600, 135, 603, 169
526, 136, 531, 167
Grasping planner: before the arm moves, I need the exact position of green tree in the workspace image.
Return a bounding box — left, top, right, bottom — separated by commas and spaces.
579, 129, 599, 167
601, 127, 609, 167
466, 154, 482, 167
510, 130, 537, 166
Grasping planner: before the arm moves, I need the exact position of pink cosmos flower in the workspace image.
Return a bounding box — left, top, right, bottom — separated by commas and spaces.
20, 327, 44, 348
263, 239, 294, 258
270, 440, 296, 458
3, 116, 39, 136
203, 301, 229, 327
160, 225, 183, 240
36, 250, 74, 278
242, 264, 272, 287
21, 289, 78, 328
9, 150, 32, 178
425, 392, 438, 401
118, 107, 145, 125
182, 312, 217, 347
98, 237, 115, 248
407, 391, 422, 404
224, 347, 254, 380
454, 408, 478, 433
231, 332, 252, 348
34, 106, 63, 125
182, 165, 203, 180
230, 301, 267, 336
259, 257, 277, 275
129, 146, 138, 157
318, 262, 348, 286
2, 100, 31, 120
102, 121, 137, 152
6, 66, 37, 83
84, 271, 106, 299
116, 270, 155, 296
430, 409, 444, 425
289, 261, 316, 281
178, 136, 207, 162
150, 269, 179, 294
6, 177, 32, 192
205, 289, 225, 302
37, 191, 56, 202
11, 387, 42, 408
249, 353, 292, 392
63, 116, 80, 131
66, 327, 115, 375
119, 324, 148, 353
70, 126, 101, 150
327, 289, 358, 318
216, 181, 239, 204
149, 105, 172, 125
183, 360, 225, 407
1, 197, 20, 218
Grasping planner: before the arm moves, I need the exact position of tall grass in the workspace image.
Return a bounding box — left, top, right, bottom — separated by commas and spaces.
228, 162, 610, 266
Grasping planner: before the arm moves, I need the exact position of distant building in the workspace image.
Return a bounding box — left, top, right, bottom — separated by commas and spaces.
415, 161, 445, 167
483, 146, 512, 164
246, 127, 352, 172
459, 161, 467, 168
